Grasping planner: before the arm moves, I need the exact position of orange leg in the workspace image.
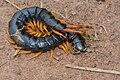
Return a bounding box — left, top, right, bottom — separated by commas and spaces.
62, 42, 70, 55
28, 52, 42, 60
18, 51, 32, 54
43, 25, 50, 35
61, 28, 85, 34
33, 18, 37, 28
60, 20, 66, 24
58, 44, 69, 55
40, 22, 45, 34
12, 45, 23, 50
7, 37, 15, 44
36, 19, 42, 32
52, 29, 67, 39
6, 27, 10, 35
27, 20, 36, 31
50, 49, 54, 63
26, 29, 37, 35
34, 32, 43, 37
67, 25, 92, 29
51, 12, 60, 19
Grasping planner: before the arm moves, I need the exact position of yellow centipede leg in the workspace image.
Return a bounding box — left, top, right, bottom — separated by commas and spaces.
43, 25, 50, 35
38, 32, 43, 37
60, 20, 66, 24
18, 51, 32, 54
36, 20, 42, 32
28, 20, 36, 31
63, 42, 70, 55
66, 41, 69, 50
6, 27, 10, 35
51, 12, 59, 19
58, 44, 69, 55
33, 18, 37, 28
61, 28, 84, 34
39, 22, 45, 34
67, 25, 92, 29
52, 29, 67, 39
28, 52, 42, 60
12, 45, 23, 50
66, 25, 82, 29
34, 32, 42, 37
7, 37, 15, 44
26, 29, 37, 36
50, 49, 54, 63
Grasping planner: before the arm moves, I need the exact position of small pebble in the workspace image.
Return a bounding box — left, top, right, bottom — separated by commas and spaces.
53, 56, 61, 61
56, 52, 61, 56
0, 46, 4, 49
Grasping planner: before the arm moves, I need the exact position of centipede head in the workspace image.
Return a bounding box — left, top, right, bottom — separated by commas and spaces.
72, 41, 87, 55
71, 34, 87, 55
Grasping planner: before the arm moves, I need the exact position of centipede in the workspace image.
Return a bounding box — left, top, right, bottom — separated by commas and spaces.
7, 7, 92, 62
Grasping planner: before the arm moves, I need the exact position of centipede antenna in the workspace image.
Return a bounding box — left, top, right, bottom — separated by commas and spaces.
4, 0, 21, 10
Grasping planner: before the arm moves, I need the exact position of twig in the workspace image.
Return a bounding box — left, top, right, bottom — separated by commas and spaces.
4, 0, 21, 10
0, 62, 7, 68
64, 8, 68, 19
53, 56, 60, 61
40, 0, 43, 8
93, 28, 100, 40
65, 64, 120, 75
100, 26, 108, 34
12, 50, 20, 57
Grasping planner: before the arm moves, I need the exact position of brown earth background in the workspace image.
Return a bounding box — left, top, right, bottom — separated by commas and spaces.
0, 0, 120, 80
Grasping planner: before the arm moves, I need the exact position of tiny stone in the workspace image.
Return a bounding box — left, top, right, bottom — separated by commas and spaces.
0, 46, 4, 49
53, 56, 60, 61
56, 52, 61, 56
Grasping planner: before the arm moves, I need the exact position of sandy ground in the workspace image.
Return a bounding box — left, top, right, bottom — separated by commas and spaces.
0, 0, 120, 80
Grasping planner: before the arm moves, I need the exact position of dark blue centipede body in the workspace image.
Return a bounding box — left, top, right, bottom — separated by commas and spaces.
9, 7, 87, 54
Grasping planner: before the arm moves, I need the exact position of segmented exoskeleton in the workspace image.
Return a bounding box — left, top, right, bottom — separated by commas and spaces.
8, 7, 89, 62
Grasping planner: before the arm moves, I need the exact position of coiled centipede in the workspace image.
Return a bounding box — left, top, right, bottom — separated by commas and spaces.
7, 7, 91, 62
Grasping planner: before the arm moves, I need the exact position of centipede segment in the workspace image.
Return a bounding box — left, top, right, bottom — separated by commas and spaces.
8, 7, 91, 62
